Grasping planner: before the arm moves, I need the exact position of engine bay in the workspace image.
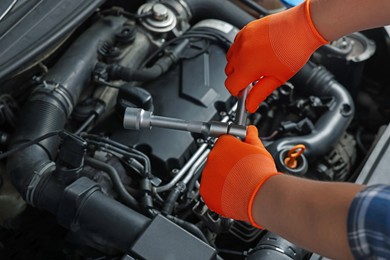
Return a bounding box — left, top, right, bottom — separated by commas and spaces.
0, 0, 390, 259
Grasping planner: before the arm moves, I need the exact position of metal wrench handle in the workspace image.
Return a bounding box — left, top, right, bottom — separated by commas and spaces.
235, 84, 252, 126
123, 107, 247, 139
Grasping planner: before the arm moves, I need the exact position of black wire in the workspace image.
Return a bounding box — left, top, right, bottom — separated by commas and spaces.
74, 114, 97, 135
87, 140, 149, 177
140, 30, 230, 69
84, 134, 150, 162
83, 135, 152, 178
84, 134, 147, 158
98, 8, 152, 19
0, 130, 62, 160
166, 215, 210, 244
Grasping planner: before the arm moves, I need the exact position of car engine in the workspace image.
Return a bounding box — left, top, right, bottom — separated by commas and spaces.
0, 0, 389, 259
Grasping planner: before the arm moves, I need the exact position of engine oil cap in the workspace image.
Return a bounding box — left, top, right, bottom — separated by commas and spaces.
281, 0, 304, 8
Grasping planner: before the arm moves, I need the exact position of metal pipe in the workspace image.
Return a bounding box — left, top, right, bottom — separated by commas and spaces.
155, 143, 208, 192
74, 114, 96, 135
182, 149, 210, 184
154, 106, 235, 193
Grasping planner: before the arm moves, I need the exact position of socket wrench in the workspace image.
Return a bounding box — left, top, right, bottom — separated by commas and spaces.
123, 107, 247, 139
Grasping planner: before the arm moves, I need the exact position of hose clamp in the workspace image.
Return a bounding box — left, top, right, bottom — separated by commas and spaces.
32, 81, 74, 116
26, 161, 56, 206
44, 81, 74, 116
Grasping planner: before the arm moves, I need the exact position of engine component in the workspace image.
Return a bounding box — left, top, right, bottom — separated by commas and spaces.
0, 163, 26, 224
316, 32, 376, 97
111, 38, 232, 176
228, 221, 263, 243
275, 145, 308, 176
5, 14, 157, 254
137, 2, 178, 33
123, 107, 247, 139
8, 15, 128, 201
268, 62, 355, 160
0, 0, 17, 22
1, 0, 386, 259
185, 0, 253, 29
247, 232, 308, 260
102, 38, 190, 82
309, 133, 357, 181
130, 214, 217, 260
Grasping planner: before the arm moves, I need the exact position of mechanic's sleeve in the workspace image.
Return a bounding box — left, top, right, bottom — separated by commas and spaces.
199, 125, 280, 228
348, 185, 390, 259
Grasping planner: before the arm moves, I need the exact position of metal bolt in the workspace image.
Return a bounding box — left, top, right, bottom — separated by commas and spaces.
219, 111, 227, 117
171, 168, 179, 176
116, 26, 136, 44
196, 138, 204, 144
152, 3, 168, 21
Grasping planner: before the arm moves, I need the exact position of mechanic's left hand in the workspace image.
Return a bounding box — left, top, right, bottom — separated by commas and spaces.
225, 1, 328, 113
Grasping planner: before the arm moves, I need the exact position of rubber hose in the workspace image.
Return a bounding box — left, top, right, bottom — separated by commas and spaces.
185, 0, 254, 29
85, 157, 140, 210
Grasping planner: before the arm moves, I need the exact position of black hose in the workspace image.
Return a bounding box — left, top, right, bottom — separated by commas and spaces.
47, 177, 150, 252
85, 157, 140, 210
161, 182, 186, 215
83, 134, 152, 175
184, 0, 254, 29
267, 62, 355, 160
185, 170, 202, 203
166, 215, 209, 244
8, 16, 127, 201
108, 63, 164, 82
107, 39, 189, 82
86, 139, 149, 178
0, 130, 62, 160
5, 15, 154, 251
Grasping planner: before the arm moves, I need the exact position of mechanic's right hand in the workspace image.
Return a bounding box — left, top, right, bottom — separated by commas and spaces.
200, 125, 280, 228
225, 1, 328, 113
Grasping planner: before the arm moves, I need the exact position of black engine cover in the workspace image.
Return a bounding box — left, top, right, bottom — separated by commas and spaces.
110, 44, 233, 176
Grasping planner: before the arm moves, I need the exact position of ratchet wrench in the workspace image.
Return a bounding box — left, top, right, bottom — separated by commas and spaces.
123, 85, 251, 139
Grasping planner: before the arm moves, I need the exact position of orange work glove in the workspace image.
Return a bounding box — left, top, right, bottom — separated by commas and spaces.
200, 125, 280, 228
225, 0, 328, 113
